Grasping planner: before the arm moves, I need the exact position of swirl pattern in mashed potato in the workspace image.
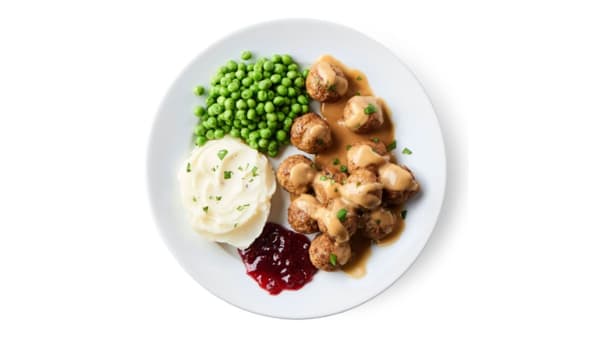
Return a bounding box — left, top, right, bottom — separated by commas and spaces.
178, 137, 276, 248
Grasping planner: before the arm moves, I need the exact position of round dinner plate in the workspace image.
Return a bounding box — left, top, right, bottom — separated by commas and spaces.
147, 19, 446, 319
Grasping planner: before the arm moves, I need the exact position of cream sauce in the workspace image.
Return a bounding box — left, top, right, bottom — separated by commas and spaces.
343, 96, 383, 130
289, 162, 316, 190
378, 163, 418, 192
348, 144, 389, 168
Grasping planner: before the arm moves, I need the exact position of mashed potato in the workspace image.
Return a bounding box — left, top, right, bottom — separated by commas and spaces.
178, 137, 276, 248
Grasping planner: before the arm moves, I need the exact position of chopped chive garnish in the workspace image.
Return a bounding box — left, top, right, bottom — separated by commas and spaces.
186, 162, 191, 172
251, 166, 258, 177
329, 253, 337, 266
371, 137, 380, 143
333, 158, 340, 165
320, 175, 328, 181
346, 145, 352, 151
336, 208, 347, 222
215, 196, 222, 201
375, 219, 381, 225
357, 182, 362, 187
236, 203, 250, 212
387, 140, 397, 151
234, 223, 238, 228
238, 165, 243, 171
401, 210, 407, 219
217, 149, 228, 160
202, 206, 208, 213
224, 171, 232, 179
356, 75, 362, 81
364, 103, 377, 115
402, 147, 413, 155
355, 92, 361, 96
340, 165, 348, 173
327, 84, 336, 92
192, 196, 197, 202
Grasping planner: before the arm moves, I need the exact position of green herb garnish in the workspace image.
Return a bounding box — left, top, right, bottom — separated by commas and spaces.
402, 147, 413, 155
364, 103, 377, 115
224, 171, 232, 179
320, 175, 328, 181
327, 84, 336, 92
340, 165, 348, 173
355, 92, 361, 96
346, 145, 352, 151
251, 166, 258, 177
329, 253, 338, 266
336, 208, 347, 222
333, 158, 340, 165
186, 162, 191, 172
387, 140, 397, 151
356, 75, 362, 81
202, 206, 208, 213
192, 196, 197, 202
401, 210, 407, 219
371, 137, 380, 143
215, 196, 222, 201
217, 149, 228, 160
236, 204, 250, 212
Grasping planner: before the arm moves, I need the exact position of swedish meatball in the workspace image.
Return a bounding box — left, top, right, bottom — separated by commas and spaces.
288, 196, 319, 234
290, 112, 332, 154
305, 60, 349, 102
379, 163, 420, 206
312, 167, 347, 205
341, 169, 383, 210
347, 140, 388, 173
276, 155, 316, 194
309, 233, 352, 271
361, 207, 396, 240
317, 199, 359, 237
342, 96, 384, 133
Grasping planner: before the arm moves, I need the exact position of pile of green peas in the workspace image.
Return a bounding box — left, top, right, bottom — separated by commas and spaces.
192, 51, 311, 157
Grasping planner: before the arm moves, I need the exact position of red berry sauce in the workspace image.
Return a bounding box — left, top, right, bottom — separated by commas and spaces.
238, 222, 317, 295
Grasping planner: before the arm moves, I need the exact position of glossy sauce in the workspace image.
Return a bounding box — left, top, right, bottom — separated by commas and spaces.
314, 55, 405, 278
238, 222, 317, 295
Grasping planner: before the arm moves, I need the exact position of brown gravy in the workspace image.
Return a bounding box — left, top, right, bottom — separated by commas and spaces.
313, 55, 405, 278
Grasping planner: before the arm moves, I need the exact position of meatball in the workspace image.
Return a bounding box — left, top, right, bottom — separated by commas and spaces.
288, 197, 319, 234
381, 164, 420, 206
313, 167, 347, 205
361, 208, 396, 240
276, 155, 316, 194
290, 112, 332, 154
342, 169, 383, 210
309, 234, 352, 271
347, 140, 388, 173
317, 199, 359, 237
342, 96, 384, 133
305, 60, 349, 102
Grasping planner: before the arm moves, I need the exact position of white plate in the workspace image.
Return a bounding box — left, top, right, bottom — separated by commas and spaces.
147, 19, 446, 319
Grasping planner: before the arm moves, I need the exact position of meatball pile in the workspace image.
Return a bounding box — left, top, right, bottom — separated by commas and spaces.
276, 139, 420, 272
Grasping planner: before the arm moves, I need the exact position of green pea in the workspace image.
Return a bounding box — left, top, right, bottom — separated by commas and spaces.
267, 149, 278, 157
267, 120, 278, 129
216, 96, 225, 105
301, 104, 309, 113
264, 102, 275, 113
283, 118, 293, 131
247, 98, 256, 108
267, 90, 275, 100
246, 64, 254, 72
288, 111, 298, 119
274, 64, 285, 74
230, 128, 240, 138
257, 90, 267, 101
287, 70, 298, 79
228, 81, 239, 92
230, 91, 241, 100
281, 106, 290, 113
276, 130, 287, 141
258, 79, 272, 90
263, 61, 274, 71
276, 85, 287, 95
206, 129, 215, 140
241, 50, 252, 60
247, 123, 257, 130
271, 54, 282, 63
235, 110, 246, 120
240, 119, 249, 126
236, 99, 247, 110
281, 55, 293, 65
298, 95, 308, 105
302, 69, 309, 78
194, 124, 206, 136
263, 71, 271, 79
241, 77, 253, 87
260, 128, 272, 139
291, 103, 301, 114
249, 131, 260, 142
287, 64, 299, 71
253, 62, 263, 72
256, 103, 265, 114
226, 60, 237, 71
235, 70, 245, 80
233, 120, 242, 128
294, 77, 305, 88
270, 74, 281, 84
223, 109, 233, 121
195, 135, 207, 146
258, 121, 267, 129
224, 98, 235, 110
258, 138, 269, 148
252, 72, 262, 81
241, 89, 253, 99
250, 83, 259, 92
266, 113, 277, 122
220, 77, 231, 86
281, 78, 292, 87
194, 106, 206, 117
211, 74, 222, 86
194, 85, 205, 96
277, 112, 286, 121
240, 128, 250, 139
247, 109, 257, 120
214, 129, 224, 139
287, 87, 297, 97
273, 96, 284, 106
249, 140, 259, 149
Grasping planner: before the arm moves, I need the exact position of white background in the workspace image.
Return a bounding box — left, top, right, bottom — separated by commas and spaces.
1, 0, 598, 336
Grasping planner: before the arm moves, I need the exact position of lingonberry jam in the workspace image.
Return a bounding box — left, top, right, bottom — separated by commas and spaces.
238, 222, 317, 295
